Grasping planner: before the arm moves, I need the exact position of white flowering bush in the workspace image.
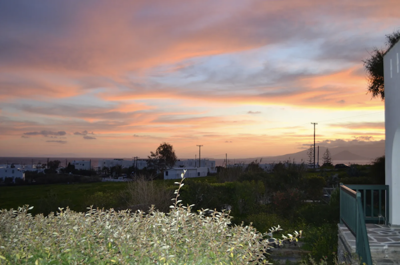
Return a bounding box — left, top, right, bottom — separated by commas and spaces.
0, 173, 301, 264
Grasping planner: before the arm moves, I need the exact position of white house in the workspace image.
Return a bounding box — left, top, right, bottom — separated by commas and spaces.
71, 160, 92, 170
0, 166, 25, 183
384, 39, 400, 226
174, 159, 217, 174
98, 159, 148, 170
164, 167, 208, 180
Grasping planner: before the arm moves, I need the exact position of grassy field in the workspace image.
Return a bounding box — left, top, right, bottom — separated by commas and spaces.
0, 176, 217, 215
0, 182, 129, 215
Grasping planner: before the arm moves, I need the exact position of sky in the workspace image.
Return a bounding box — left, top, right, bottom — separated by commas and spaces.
0, 0, 398, 160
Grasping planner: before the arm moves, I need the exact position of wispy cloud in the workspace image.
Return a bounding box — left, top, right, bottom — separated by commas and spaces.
329, 122, 385, 130
0, 0, 394, 157
46, 140, 67, 144
23, 130, 66, 137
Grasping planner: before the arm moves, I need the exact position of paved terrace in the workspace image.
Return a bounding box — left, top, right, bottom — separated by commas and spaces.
338, 224, 400, 264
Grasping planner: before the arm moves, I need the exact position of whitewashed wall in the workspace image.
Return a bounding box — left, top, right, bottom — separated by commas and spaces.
384, 40, 400, 226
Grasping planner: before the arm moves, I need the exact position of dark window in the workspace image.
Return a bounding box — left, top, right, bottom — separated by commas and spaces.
198, 172, 200, 176
166, 171, 168, 176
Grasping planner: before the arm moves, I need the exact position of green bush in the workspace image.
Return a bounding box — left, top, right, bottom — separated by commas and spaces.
303, 176, 325, 200
340, 176, 373, 185
0, 175, 305, 264
271, 188, 304, 218
301, 224, 338, 265
369, 156, 385, 184
242, 213, 302, 235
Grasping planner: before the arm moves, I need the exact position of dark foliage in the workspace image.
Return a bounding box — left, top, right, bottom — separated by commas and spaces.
147, 142, 177, 173
370, 155, 385, 184
364, 30, 400, 100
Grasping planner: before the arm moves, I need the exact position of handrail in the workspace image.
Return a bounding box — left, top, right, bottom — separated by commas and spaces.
346, 184, 389, 225
340, 184, 373, 265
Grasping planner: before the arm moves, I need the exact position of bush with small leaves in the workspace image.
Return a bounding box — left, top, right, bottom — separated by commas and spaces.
0, 171, 302, 264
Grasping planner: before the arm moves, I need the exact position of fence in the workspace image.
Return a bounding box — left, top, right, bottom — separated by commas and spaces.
340, 184, 372, 265
345, 184, 389, 225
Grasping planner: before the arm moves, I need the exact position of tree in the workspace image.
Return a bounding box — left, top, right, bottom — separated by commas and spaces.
364, 30, 400, 100
322, 148, 332, 166
45, 160, 61, 174
245, 159, 263, 173
147, 142, 177, 174
370, 155, 385, 184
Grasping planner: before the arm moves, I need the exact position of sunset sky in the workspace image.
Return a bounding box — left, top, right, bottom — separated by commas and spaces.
0, 0, 398, 159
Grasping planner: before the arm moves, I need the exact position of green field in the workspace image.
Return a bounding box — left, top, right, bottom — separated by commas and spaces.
0, 176, 216, 216
0, 182, 129, 215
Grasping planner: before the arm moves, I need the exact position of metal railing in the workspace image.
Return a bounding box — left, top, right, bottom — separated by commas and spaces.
346, 184, 389, 225
340, 184, 372, 265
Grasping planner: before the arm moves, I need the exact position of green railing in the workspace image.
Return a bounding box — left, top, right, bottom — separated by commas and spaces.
346, 185, 389, 225
340, 184, 372, 265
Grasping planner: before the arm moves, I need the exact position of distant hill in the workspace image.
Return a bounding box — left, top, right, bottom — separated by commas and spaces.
210, 140, 385, 166
331, 150, 368, 161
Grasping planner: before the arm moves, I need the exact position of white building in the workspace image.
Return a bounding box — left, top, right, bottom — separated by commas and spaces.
164, 167, 208, 180
0, 166, 25, 183
71, 160, 92, 170
384, 39, 400, 226
174, 159, 217, 174
98, 159, 148, 169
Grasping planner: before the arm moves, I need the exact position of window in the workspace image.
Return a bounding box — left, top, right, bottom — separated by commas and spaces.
165, 171, 168, 176
198, 172, 200, 177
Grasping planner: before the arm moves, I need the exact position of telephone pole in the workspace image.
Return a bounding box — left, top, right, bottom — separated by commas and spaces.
196, 145, 203, 168
311, 123, 318, 169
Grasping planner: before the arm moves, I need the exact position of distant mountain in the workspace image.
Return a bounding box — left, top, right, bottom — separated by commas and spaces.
210, 140, 385, 166
331, 150, 368, 161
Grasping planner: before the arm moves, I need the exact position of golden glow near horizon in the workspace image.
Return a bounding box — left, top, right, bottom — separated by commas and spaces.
0, 0, 395, 159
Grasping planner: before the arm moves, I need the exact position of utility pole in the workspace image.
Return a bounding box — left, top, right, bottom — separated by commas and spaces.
317, 146, 319, 167
195, 155, 196, 167
196, 145, 203, 168
226, 153, 228, 168
311, 123, 318, 169
133, 156, 138, 176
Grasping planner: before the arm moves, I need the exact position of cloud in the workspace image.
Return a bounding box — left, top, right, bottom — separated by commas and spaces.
46, 140, 67, 144
0, 0, 395, 158
225, 141, 232, 143
23, 130, 66, 137
74, 130, 94, 136
315, 138, 381, 148
83, 135, 96, 140
329, 122, 384, 130
133, 134, 161, 139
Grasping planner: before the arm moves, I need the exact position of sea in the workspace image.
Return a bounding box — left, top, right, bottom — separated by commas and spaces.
0, 157, 117, 168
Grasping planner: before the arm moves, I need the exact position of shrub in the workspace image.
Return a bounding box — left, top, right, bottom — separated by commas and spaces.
119, 175, 173, 212
303, 176, 326, 200
242, 213, 302, 235
271, 188, 304, 217
301, 224, 338, 265
369, 156, 385, 184
0, 175, 301, 264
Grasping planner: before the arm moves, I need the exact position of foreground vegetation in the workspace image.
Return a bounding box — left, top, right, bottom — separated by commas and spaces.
0, 158, 385, 264
0, 176, 302, 264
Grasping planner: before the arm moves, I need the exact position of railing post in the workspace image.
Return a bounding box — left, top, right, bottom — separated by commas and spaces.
340, 183, 343, 224
386, 187, 390, 226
